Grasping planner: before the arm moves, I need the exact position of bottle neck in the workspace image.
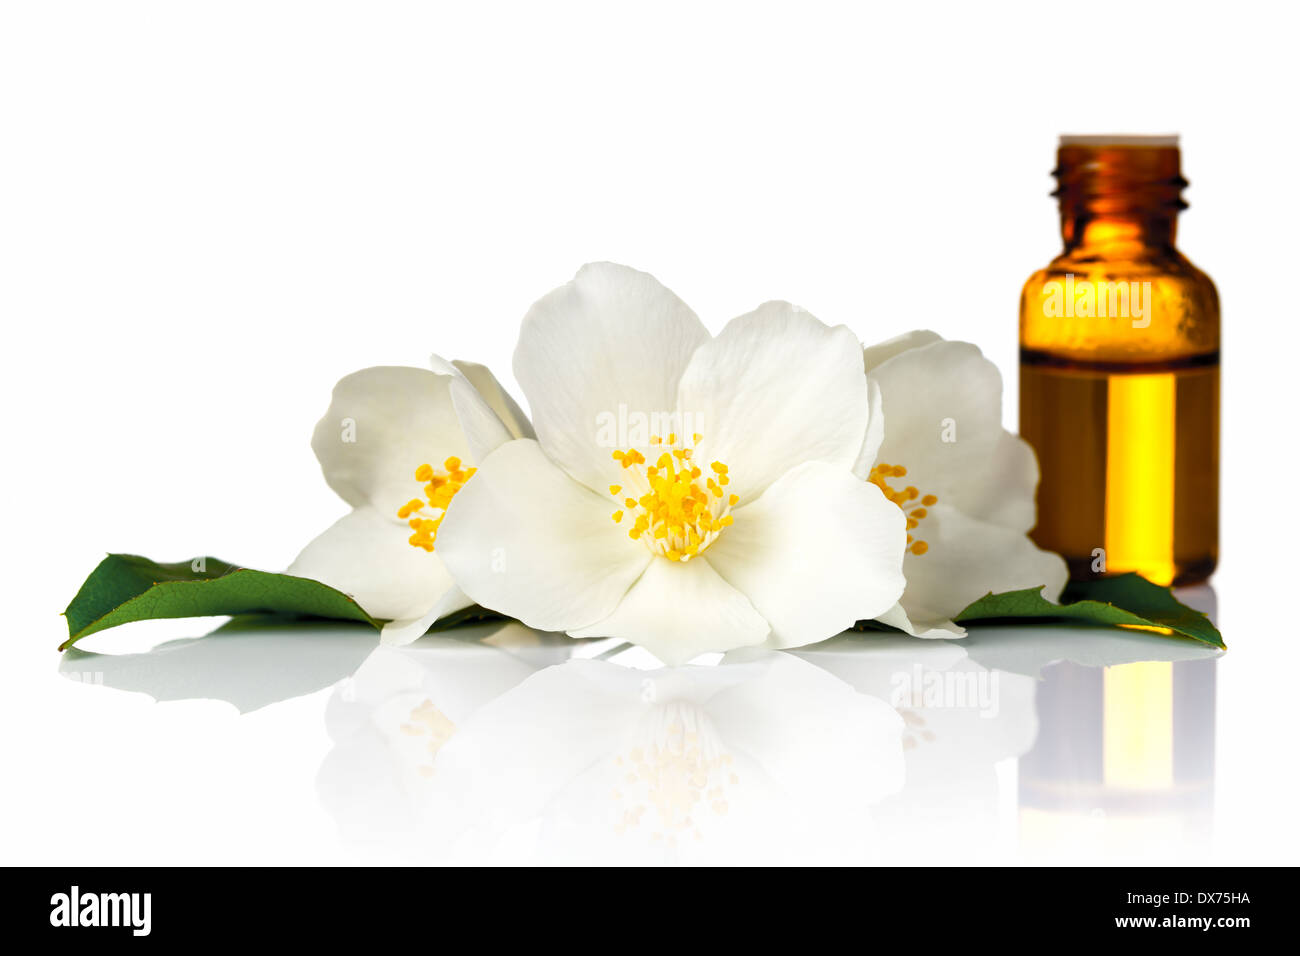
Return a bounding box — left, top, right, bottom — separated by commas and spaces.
1060, 211, 1178, 251
1053, 140, 1186, 254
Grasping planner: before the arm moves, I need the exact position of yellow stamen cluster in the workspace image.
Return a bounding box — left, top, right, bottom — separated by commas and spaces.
609, 435, 737, 561
396, 455, 476, 551
868, 462, 937, 556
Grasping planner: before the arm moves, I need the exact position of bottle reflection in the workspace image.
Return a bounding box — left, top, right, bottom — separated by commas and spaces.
1018, 653, 1215, 862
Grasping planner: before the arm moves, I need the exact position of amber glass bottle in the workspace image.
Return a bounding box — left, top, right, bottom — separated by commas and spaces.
1020, 136, 1219, 587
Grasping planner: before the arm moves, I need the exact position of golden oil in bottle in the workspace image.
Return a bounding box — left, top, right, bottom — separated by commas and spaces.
1019, 136, 1219, 586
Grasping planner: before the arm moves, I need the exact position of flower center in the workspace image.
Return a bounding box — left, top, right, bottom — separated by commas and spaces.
397, 456, 476, 551
868, 463, 937, 556
399, 699, 456, 778
611, 702, 738, 844
608, 433, 738, 562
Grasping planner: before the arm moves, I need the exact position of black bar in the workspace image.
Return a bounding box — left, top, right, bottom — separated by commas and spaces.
7, 866, 1286, 940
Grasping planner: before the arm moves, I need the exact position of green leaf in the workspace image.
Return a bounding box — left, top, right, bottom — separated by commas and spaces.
63, 556, 1221, 654
953, 572, 1223, 649
60, 554, 381, 650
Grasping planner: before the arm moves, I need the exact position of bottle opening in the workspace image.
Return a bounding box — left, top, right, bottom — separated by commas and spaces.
1058, 134, 1180, 148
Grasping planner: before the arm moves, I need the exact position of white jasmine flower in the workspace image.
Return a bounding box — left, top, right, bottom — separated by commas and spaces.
858, 331, 1069, 637
435, 262, 907, 665
288, 361, 532, 644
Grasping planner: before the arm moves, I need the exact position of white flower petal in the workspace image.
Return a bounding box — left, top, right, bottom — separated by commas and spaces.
706, 461, 907, 650
379, 585, 474, 646
677, 302, 870, 502
434, 438, 651, 631
570, 556, 770, 665
867, 339, 1010, 517
428, 354, 534, 459
951, 430, 1040, 533
852, 377, 886, 480
512, 262, 710, 493
287, 506, 459, 622
862, 328, 943, 372
311, 366, 470, 516
447, 376, 513, 466
892, 503, 1069, 631
428, 354, 525, 466
451, 360, 534, 441
874, 602, 967, 639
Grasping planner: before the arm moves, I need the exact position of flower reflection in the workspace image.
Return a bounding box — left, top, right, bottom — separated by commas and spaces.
55, 609, 1222, 864
318, 621, 572, 849
790, 634, 1038, 862
320, 643, 904, 864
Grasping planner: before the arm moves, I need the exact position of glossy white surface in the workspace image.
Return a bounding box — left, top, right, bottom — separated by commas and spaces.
0, 595, 1280, 866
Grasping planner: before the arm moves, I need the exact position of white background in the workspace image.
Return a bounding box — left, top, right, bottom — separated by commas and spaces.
2, 1, 1298, 864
